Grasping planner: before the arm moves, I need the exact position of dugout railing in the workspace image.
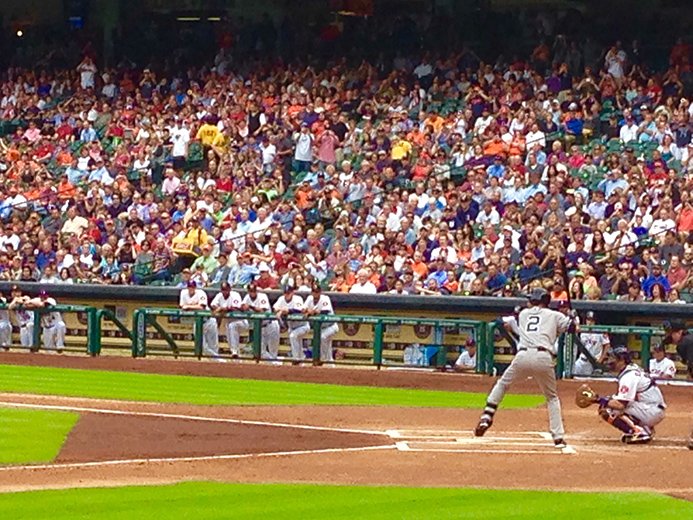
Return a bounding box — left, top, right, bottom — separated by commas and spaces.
92, 307, 134, 356
0, 303, 99, 355
485, 322, 686, 378
130, 307, 487, 371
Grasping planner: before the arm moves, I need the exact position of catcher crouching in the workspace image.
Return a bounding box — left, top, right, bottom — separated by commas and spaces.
575, 346, 666, 444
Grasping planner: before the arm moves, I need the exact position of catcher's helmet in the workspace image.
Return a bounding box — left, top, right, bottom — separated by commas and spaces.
528, 287, 550, 306
607, 345, 632, 370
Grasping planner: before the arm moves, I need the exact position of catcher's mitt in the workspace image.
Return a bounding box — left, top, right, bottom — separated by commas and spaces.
575, 384, 599, 408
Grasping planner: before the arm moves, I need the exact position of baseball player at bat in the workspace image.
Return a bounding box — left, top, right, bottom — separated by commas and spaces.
474, 287, 577, 448
575, 346, 666, 444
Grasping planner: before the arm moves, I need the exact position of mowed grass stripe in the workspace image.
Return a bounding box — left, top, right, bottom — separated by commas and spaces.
0, 482, 689, 519
0, 408, 78, 464
0, 364, 542, 408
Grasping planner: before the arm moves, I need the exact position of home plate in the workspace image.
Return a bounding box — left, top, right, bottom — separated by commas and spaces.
387, 429, 576, 455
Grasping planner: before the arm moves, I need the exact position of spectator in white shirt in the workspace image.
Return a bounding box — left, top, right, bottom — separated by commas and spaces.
293, 124, 314, 171
619, 117, 639, 143
170, 120, 191, 168
161, 167, 181, 196
349, 269, 378, 294
649, 209, 676, 238
525, 123, 546, 149
476, 200, 500, 226
430, 235, 458, 264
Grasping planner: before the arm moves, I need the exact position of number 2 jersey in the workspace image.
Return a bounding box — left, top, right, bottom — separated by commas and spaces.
517, 306, 572, 355
615, 363, 666, 407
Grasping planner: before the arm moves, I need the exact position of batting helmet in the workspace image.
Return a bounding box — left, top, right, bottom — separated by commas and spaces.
527, 287, 550, 306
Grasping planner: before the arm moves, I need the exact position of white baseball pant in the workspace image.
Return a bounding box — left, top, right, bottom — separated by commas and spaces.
319, 323, 339, 362
226, 319, 249, 356
0, 320, 11, 347
289, 324, 310, 360
624, 401, 666, 429
19, 323, 34, 348
202, 318, 219, 357
487, 349, 564, 441
572, 357, 596, 376
43, 322, 66, 351
261, 321, 280, 360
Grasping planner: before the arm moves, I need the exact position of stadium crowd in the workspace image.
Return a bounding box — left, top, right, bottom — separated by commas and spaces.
0, 32, 692, 303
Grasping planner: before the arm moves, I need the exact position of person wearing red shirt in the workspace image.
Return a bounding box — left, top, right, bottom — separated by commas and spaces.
255, 265, 278, 289
56, 121, 74, 140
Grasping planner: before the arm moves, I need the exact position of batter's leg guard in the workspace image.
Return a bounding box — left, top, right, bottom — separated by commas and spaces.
474, 403, 497, 437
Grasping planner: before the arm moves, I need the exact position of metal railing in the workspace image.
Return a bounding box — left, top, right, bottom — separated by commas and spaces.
485, 321, 682, 378
0, 303, 98, 355
563, 324, 664, 378
93, 308, 133, 356
2, 300, 686, 378
131, 307, 486, 370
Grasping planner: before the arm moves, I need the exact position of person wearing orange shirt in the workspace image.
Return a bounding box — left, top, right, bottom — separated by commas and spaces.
410, 250, 429, 281
424, 112, 445, 133
677, 198, 693, 234
57, 178, 76, 201
483, 134, 508, 158
294, 180, 314, 210
550, 278, 569, 301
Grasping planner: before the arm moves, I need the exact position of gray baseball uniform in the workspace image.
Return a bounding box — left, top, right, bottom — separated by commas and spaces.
486, 306, 572, 441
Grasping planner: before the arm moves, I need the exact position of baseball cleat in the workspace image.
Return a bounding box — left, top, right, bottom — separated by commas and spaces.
474, 415, 493, 437
622, 426, 651, 444
554, 439, 567, 449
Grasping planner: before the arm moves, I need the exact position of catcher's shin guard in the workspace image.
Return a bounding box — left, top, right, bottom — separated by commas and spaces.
599, 407, 641, 436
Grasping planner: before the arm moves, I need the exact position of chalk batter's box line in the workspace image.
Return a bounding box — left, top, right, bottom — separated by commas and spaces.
0, 445, 397, 473
386, 430, 553, 440
395, 442, 576, 455
0, 400, 388, 437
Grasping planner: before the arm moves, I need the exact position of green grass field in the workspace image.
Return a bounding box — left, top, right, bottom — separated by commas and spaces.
0, 364, 543, 408
0, 408, 78, 464
0, 482, 689, 519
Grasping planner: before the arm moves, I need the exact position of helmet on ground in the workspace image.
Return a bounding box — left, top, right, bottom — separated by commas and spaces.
527, 287, 550, 306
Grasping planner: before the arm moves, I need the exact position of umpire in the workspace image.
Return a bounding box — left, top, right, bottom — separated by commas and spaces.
665, 321, 693, 450
664, 321, 693, 379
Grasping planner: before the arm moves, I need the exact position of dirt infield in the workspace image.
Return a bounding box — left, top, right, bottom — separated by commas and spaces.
0, 354, 691, 499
